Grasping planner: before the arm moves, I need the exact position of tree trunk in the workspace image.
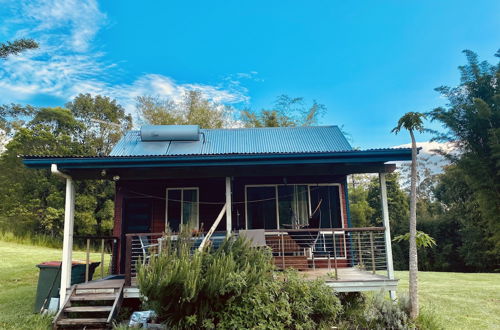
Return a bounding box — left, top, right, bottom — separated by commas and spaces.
409, 130, 419, 319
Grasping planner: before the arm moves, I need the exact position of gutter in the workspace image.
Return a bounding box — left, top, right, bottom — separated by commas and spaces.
23, 149, 414, 170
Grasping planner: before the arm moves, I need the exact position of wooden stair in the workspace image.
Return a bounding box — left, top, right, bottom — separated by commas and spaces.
273, 256, 310, 270
53, 279, 124, 329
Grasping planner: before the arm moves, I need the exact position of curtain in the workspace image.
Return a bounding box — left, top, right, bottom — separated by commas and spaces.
292, 185, 309, 228
182, 189, 198, 229
278, 185, 309, 229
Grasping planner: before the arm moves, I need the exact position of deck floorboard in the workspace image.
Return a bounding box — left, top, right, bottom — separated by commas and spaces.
301, 268, 393, 282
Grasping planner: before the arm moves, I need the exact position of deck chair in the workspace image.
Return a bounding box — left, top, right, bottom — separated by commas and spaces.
239, 229, 267, 247
138, 236, 159, 264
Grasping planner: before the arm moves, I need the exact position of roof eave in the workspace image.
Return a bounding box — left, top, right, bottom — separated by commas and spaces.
22, 149, 412, 170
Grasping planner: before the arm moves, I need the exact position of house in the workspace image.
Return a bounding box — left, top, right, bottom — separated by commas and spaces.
23, 125, 411, 327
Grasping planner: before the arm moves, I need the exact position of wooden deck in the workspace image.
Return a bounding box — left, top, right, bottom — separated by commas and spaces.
301, 267, 398, 292
119, 267, 398, 298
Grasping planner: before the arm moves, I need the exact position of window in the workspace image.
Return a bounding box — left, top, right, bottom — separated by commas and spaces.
309, 185, 343, 228
245, 184, 343, 230
278, 185, 309, 229
246, 186, 277, 229
166, 188, 199, 232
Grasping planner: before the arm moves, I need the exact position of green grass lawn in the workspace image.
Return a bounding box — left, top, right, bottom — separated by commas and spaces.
0, 240, 111, 330
395, 271, 500, 329
1, 240, 499, 329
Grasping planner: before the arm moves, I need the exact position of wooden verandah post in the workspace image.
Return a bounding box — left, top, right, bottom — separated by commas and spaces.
225, 177, 232, 235
51, 164, 76, 309
379, 172, 396, 300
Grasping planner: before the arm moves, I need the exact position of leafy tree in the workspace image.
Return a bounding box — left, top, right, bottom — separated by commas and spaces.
398, 154, 441, 201
348, 175, 375, 227
0, 39, 38, 59
136, 91, 233, 128
431, 165, 491, 270
0, 104, 37, 150
66, 93, 132, 155
367, 172, 410, 270
241, 95, 325, 127
429, 50, 500, 267
392, 111, 426, 319
0, 94, 131, 237
0, 116, 83, 235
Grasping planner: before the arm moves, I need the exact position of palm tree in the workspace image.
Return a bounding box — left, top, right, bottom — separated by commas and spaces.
392, 112, 425, 319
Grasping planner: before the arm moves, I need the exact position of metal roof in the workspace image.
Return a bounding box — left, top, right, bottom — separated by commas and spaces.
21, 126, 414, 177
109, 126, 353, 157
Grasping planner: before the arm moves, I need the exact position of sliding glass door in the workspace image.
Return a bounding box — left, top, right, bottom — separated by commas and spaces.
245, 184, 343, 230
246, 186, 277, 229
278, 185, 309, 229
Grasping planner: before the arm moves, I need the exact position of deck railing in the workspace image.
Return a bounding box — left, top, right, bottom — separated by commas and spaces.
123, 227, 388, 285
124, 231, 228, 286
265, 227, 387, 279
73, 236, 119, 282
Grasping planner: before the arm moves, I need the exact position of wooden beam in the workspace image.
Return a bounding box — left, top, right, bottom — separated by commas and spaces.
226, 177, 232, 235
198, 204, 227, 251
65, 163, 396, 180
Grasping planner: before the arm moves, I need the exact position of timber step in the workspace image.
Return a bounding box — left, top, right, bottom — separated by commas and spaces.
70, 294, 117, 301
65, 306, 113, 313
53, 280, 125, 329
274, 256, 310, 271
56, 318, 108, 325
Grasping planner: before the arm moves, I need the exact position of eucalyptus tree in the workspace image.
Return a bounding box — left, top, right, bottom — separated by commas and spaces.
392, 111, 425, 319
136, 91, 233, 128
241, 95, 325, 127
66, 93, 133, 155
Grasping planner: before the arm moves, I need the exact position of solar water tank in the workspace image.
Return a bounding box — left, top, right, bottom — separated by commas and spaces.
140, 125, 200, 141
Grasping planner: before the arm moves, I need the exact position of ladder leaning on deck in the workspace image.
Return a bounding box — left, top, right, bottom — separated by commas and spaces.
53, 279, 124, 329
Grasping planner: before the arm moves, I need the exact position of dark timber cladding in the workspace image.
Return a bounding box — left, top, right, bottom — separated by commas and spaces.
114, 175, 350, 231
111, 175, 352, 271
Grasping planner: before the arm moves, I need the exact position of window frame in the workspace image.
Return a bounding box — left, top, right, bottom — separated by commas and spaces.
244, 184, 280, 230
244, 183, 345, 231
165, 187, 200, 231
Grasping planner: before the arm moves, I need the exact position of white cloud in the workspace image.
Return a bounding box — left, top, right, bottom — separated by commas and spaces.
0, 0, 251, 113
20, 0, 107, 53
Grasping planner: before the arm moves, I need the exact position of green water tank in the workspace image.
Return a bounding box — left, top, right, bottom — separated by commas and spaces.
34, 261, 100, 313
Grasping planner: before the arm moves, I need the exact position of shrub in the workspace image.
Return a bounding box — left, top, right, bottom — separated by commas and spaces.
337, 292, 415, 329
363, 293, 412, 329
137, 233, 275, 328
216, 280, 293, 329
137, 232, 342, 329
281, 270, 342, 329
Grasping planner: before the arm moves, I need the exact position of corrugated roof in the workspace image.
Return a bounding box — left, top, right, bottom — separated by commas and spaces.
109, 126, 353, 157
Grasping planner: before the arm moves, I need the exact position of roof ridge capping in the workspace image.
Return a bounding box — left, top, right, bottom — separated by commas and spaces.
128, 125, 340, 132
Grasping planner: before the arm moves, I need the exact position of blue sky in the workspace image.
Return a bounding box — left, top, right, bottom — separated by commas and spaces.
0, 0, 498, 148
